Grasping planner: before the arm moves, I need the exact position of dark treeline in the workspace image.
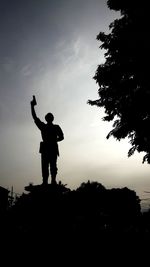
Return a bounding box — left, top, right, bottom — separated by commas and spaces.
0, 181, 150, 263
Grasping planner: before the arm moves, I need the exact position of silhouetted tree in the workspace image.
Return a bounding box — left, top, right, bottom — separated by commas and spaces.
0, 186, 9, 213
88, 0, 150, 163
2, 179, 149, 261
104, 187, 141, 231
75, 181, 106, 219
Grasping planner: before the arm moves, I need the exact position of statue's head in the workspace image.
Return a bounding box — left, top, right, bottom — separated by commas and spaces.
45, 113, 54, 123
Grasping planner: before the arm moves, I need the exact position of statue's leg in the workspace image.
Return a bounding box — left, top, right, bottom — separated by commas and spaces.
50, 155, 58, 184
41, 153, 49, 184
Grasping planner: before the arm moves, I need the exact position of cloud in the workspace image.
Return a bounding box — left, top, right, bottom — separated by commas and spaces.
21, 64, 32, 76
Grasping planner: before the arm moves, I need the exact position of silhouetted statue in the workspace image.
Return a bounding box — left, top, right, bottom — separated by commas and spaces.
30, 95, 64, 185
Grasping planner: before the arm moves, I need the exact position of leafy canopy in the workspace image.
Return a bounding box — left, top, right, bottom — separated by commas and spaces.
88, 0, 150, 163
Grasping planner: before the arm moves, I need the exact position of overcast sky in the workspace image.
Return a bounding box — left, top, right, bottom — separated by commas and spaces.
0, 0, 150, 209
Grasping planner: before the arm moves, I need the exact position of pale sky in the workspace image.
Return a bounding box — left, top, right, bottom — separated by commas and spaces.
0, 0, 150, 209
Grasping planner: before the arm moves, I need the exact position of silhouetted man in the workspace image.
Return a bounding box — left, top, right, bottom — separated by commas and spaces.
30, 96, 64, 185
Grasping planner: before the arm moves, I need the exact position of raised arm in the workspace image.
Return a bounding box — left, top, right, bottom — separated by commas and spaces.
30, 95, 37, 120
30, 96, 44, 130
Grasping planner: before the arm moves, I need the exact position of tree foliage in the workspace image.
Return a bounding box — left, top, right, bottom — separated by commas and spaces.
88, 0, 150, 163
